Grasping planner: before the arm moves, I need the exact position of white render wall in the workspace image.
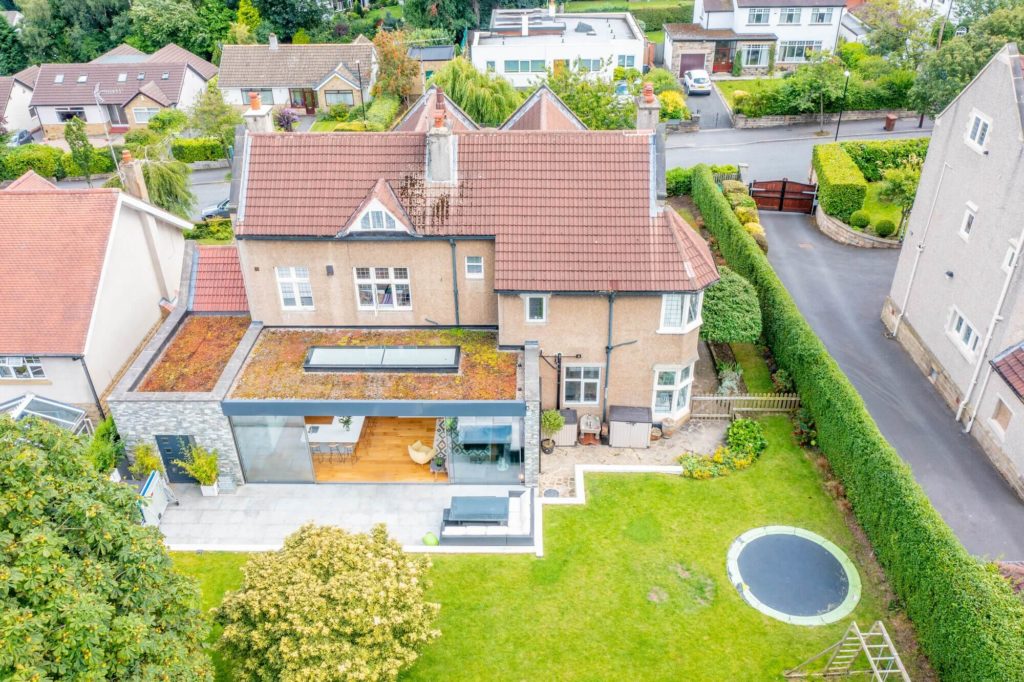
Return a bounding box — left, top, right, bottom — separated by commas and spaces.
36, 103, 106, 126
178, 68, 209, 110
3, 80, 39, 132
223, 86, 292, 107
729, 7, 842, 57
0, 357, 94, 407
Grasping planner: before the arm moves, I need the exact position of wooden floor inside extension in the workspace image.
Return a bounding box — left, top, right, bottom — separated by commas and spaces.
312, 417, 447, 483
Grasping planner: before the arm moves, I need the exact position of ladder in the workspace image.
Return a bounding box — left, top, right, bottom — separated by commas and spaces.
784, 621, 911, 681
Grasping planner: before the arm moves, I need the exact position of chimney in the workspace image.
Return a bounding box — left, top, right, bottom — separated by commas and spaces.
120, 150, 149, 202
268, 33, 278, 50
243, 92, 274, 133
636, 81, 660, 131
426, 106, 456, 184
521, 14, 529, 36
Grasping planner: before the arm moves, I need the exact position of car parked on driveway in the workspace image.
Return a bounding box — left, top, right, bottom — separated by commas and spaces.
200, 199, 230, 220
683, 70, 712, 96
6, 129, 33, 147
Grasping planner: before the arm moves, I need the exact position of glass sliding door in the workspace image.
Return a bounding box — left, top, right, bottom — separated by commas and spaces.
230, 415, 315, 483
443, 416, 524, 484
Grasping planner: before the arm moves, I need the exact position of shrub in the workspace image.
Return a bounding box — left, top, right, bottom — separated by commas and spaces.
812, 144, 867, 222
273, 108, 299, 132
646, 67, 683, 94
366, 94, 401, 129
700, 266, 762, 344
792, 407, 817, 447
666, 167, 692, 196
184, 218, 233, 242
874, 219, 897, 238
124, 127, 162, 149
743, 222, 768, 252
215, 524, 439, 680
318, 103, 350, 122
690, 163, 1024, 682
721, 179, 747, 195
679, 444, 755, 479
849, 210, 870, 228
772, 368, 795, 393
129, 442, 164, 479
734, 205, 759, 225
0, 143, 64, 180
86, 416, 123, 474
59, 148, 116, 177
541, 409, 565, 438
727, 418, 768, 457
731, 89, 749, 103
839, 138, 931, 182
658, 90, 686, 121
172, 443, 219, 485
729, 193, 757, 210
171, 137, 226, 163
147, 108, 188, 135
630, 3, 694, 28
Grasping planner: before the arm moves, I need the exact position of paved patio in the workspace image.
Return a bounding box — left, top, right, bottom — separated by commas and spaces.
160, 482, 528, 552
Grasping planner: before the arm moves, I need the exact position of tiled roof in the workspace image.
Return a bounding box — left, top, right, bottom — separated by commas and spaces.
5, 170, 56, 190
0, 78, 12, 109
191, 245, 249, 313
149, 43, 218, 80
392, 85, 479, 132
701, 0, 733, 10
91, 43, 147, 63
501, 85, 587, 131
993, 343, 1024, 402
218, 43, 374, 89
238, 131, 719, 292
135, 80, 172, 107
12, 65, 39, 89
665, 23, 776, 41
340, 179, 416, 233
0, 177, 120, 355
408, 45, 456, 61
30, 63, 190, 107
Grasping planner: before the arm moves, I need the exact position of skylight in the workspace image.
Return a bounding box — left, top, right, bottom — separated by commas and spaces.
304, 346, 461, 373
54, 74, 64, 83
137, 72, 145, 80
118, 73, 127, 82
77, 74, 87, 83
161, 72, 169, 80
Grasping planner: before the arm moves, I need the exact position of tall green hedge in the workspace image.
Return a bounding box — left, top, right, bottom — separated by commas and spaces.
170, 137, 226, 163
0, 144, 117, 180
630, 3, 693, 26
839, 138, 931, 182
690, 164, 1024, 682
812, 144, 866, 222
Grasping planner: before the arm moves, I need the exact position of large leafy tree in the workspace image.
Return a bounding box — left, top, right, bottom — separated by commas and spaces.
0, 17, 27, 75
782, 51, 847, 130
856, 0, 935, 67
128, 0, 202, 56
64, 116, 96, 186
216, 524, 440, 681
0, 416, 211, 680
189, 77, 243, 149
700, 266, 762, 344
252, 0, 328, 39
546, 62, 636, 129
429, 58, 523, 127
18, 0, 131, 63
955, 0, 1024, 27
405, 0, 476, 37
373, 30, 420, 100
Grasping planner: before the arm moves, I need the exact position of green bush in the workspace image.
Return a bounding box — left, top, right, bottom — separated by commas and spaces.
124, 127, 163, 150
849, 210, 870, 228
318, 104, 351, 122
366, 94, 401, 129
700, 266, 762, 344
726, 418, 767, 457
812, 144, 867, 222
690, 163, 1024, 682
171, 137, 226, 163
59, 149, 116, 178
630, 3, 694, 28
734, 204, 759, 225
733, 68, 915, 117
0, 144, 65, 180
721, 179, 747, 195
874, 219, 896, 238
839, 138, 931, 182
645, 67, 683, 94
666, 167, 692, 196
729, 194, 757, 210
86, 416, 124, 474
184, 218, 233, 242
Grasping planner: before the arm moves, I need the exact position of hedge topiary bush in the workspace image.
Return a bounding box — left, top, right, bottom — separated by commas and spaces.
630, 3, 693, 28
1, 144, 65, 180
59, 149, 116, 177
700, 266, 762, 344
839, 138, 930, 182
743, 222, 768, 253
812, 144, 867, 223
849, 210, 870, 228
721, 179, 747, 195
734, 205, 759, 225
874, 219, 896, 238
690, 163, 1024, 682
667, 167, 692, 196
171, 137, 226, 163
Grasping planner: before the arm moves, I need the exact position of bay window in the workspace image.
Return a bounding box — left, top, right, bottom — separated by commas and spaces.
660, 292, 703, 333
652, 364, 694, 418
778, 41, 822, 63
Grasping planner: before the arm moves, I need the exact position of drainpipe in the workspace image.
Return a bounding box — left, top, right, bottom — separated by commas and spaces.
448, 239, 461, 326
892, 162, 951, 339
958, 222, 1024, 426
602, 292, 615, 422
555, 353, 562, 410
77, 356, 106, 420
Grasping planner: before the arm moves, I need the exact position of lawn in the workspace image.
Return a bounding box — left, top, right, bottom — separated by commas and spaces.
861, 182, 902, 228
645, 29, 664, 43
732, 342, 775, 393
174, 416, 926, 680
716, 78, 780, 108
309, 120, 341, 132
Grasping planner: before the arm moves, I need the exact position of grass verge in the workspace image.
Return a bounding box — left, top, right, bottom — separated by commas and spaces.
732, 342, 774, 392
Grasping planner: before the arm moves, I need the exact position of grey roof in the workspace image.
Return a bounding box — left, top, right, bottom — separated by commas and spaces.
218, 43, 374, 89
12, 65, 39, 89
0, 78, 13, 109
408, 45, 456, 62
91, 44, 147, 63
665, 23, 776, 41
30, 63, 192, 107
701, 0, 733, 10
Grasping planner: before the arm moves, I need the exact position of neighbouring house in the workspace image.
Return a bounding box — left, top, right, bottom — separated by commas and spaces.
110, 85, 718, 498
666, 0, 846, 76
0, 65, 40, 133
469, 4, 646, 88
0, 164, 192, 421
218, 34, 376, 114
408, 44, 456, 95
30, 43, 217, 139
882, 44, 1024, 498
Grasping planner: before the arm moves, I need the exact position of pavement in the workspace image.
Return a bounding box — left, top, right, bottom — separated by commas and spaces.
762, 212, 1024, 560
667, 117, 934, 181
56, 167, 231, 222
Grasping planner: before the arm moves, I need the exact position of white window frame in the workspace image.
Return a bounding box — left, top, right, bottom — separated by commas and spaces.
563, 364, 602, 405
990, 396, 1014, 439
354, 267, 412, 311
0, 356, 46, 380
659, 292, 703, 334
652, 364, 695, 419
576, 58, 602, 72
243, 88, 275, 105
778, 40, 822, 63
357, 209, 397, 231
747, 8, 770, 24
465, 255, 484, 279
132, 107, 160, 124
965, 109, 991, 153
959, 203, 977, 241
947, 307, 981, 359
523, 294, 549, 324
325, 89, 354, 106
779, 7, 802, 24
810, 7, 834, 24
742, 44, 769, 67
276, 266, 314, 311
617, 55, 635, 68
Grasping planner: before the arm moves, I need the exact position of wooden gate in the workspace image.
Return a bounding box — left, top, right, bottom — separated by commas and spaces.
749, 179, 817, 214
691, 393, 801, 420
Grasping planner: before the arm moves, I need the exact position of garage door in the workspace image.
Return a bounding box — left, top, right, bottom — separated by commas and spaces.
679, 53, 706, 75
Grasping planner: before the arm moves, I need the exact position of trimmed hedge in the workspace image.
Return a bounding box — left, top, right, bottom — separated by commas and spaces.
666, 163, 739, 196
839, 138, 930, 182
366, 94, 401, 129
60, 149, 116, 177
630, 3, 693, 27
171, 137, 226, 163
690, 164, 1024, 682
0, 144, 65, 180
812, 144, 866, 222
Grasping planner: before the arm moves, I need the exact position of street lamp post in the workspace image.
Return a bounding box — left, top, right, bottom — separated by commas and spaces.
834, 70, 851, 142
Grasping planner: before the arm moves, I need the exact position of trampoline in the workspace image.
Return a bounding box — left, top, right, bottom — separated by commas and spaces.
726, 526, 861, 626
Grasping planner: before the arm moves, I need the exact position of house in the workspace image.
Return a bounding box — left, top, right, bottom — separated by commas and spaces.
30, 43, 217, 139
0, 65, 40, 133
109, 86, 718, 494
218, 34, 376, 114
469, 4, 646, 88
882, 44, 1024, 498
392, 84, 585, 133
0, 163, 192, 420
408, 44, 455, 95
666, 0, 846, 76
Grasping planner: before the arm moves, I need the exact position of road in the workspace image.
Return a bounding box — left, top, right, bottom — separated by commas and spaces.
57, 167, 231, 222
763, 212, 1024, 560
667, 117, 934, 181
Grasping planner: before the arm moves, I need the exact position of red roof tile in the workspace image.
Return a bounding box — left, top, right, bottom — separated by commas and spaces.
191, 245, 249, 313
501, 86, 587, 131
238, 130, 717, 292
993, 343, 1024, 402
148, 43, 218, 81
5, 170, 57, 190
0, 178, 120, 354
392, 86, 479, 133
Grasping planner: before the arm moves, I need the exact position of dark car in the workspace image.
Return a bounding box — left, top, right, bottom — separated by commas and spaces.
200, 198, 231, 220
6, 129, 33, 147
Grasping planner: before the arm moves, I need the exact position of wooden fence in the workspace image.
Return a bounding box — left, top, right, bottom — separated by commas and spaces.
690, 393, 801, 420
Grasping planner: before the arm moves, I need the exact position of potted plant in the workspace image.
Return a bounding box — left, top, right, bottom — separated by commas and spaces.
540, 409, 565, 455
129, 442, 165, 481
173, 444, 220, 496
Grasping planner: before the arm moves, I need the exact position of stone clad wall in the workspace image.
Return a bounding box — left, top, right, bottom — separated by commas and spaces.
815, 206, 901, 249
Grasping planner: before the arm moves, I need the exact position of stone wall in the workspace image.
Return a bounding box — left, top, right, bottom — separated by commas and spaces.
734, 109, 917, 129
669, 41, 714, 76
815, 206, 901, 249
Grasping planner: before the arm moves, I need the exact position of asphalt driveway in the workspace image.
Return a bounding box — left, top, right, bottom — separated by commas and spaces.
762, 212, 1024, 560
687, 84, 733, 129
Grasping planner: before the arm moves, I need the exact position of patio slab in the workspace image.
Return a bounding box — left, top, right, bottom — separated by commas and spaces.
161, 482, 528, 551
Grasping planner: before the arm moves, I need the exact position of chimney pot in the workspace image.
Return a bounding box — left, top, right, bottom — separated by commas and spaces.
643, 82, 655, 103
121, 149, 132, 164
269, 33, 278, 50
249, 91, 262, 110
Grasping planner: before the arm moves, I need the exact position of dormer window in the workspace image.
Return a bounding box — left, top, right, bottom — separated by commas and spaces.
118, 73, 127, 82
359, 209, 397, 231
54, 74, 64, 83
77, 74, 87, 83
